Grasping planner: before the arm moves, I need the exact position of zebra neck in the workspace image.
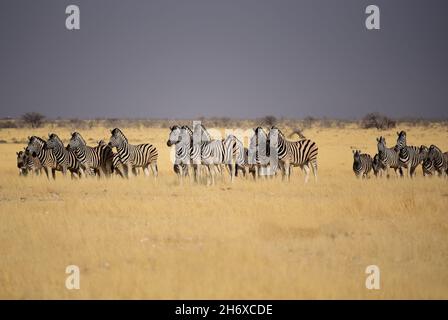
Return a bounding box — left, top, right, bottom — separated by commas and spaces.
116, 143, 130, 161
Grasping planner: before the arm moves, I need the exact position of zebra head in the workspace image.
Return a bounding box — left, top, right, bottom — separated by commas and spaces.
46, 133, 64, 150
167, 125, 182, 146
16, 150, 27, 169
419, 145, 429, 157
396, 131, 406, 149
267, 126, 283, 147
376, 136, 386, 152
26, 136, 46, 157
68, 132, 87, 149
193, 123, 211, 143
108, 128, 127, 148
352, 149, 361, 161
427, 145, 441, 161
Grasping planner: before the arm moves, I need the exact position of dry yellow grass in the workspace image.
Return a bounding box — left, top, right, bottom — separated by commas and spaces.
0, 124, 447, 299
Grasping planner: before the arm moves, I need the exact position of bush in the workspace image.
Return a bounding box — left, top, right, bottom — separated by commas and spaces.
360, 112, 396, 130
262, 115, 277, 127
0, 120, 17, 128
21, 112, 46, 128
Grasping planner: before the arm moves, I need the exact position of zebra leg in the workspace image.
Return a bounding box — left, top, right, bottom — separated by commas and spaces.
51, 168, 56, 180
150, 162, 158, 178
311, 160, 318, 182
303, 164, 310, 183
143, 165, 151, 177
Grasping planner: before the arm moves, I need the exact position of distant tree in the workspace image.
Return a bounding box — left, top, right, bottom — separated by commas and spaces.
263, 115, 277, 127
360, 112, 396, 130
21, 112, 46, 128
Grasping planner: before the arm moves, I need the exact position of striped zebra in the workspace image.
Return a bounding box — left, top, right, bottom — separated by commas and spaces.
352, 150, 373, 179
248, 127, 275, 179
372, 153, 386, 177
68, 132, 114, 177
223, 134, 246, 182
426, 145, 448, 177
46, 133, 85, 178
396, 131, 407, 149
193, 124, 225, 185
399, 144, 428, 177
422, 156, 436, 176
376, 136, 403, 178
167, 125, 194, 182
16, 149, 42, 176
267, 126, 318, 183
108, 128, 158, 178
237, 147, 256, 179
25, 136, 58, 179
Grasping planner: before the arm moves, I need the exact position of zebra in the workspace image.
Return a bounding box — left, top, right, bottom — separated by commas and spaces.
193, 123, 225, 185
108, 128, 158, 178
352, 150, 373, 179
376, 136, 403, 178
16, 149, 42, 176
372, 153, 386, 177
426, 145, 448, 177
248, 127, 275, 179
167, 125, 194, 182
396, 131, 407, 150
399, 144, 429, 177
25, 136, 58, 179
68, 132, 113, 177
46, 133, 85, 178
422, 156, 436, 177
223, 134, 246, 182
267, 126, 318, 183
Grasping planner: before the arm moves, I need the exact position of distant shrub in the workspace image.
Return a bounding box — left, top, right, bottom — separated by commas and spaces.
262, 115, 277, 127
21, 112, 46, 128
0, 120, 17, 128
302, 116, 317, 129
360, 112, 396, 130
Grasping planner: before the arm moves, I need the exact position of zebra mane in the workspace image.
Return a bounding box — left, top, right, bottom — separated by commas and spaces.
194, 123, 211, 141
31, 136, 47, 146
72, 132, 87, 145
254, 127, 267, 136
429, 145, 441, 152
182, 125, 193, 136
48, 133, 64, 146
111, 128, 128, 143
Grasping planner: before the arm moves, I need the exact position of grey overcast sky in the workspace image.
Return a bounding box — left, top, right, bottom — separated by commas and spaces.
0, 0, 447, 119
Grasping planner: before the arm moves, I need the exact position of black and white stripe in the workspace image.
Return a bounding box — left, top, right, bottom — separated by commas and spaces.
426, 145, 448, 177
267, 126, 318, 183
46, 133, 84, 178
223, 134, 245, 182
167, 125, 194, 181
376, 136, 403, 178
25, 136, 58, 179
399, 145, 428, 177
17, 149, 42, 176
352, 150, 373, 179
248, 127, 275, 178
372, 153, 386, 177
68, 132, 113, 177
193, 124, 226, 185
108, 128, 158, 178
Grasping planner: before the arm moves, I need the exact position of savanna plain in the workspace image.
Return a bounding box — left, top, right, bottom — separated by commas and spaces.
0, 122, 447, 299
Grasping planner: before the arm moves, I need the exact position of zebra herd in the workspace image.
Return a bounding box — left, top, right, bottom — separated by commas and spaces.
16, 124, 319, 184
352, 130, 448, 178
167, 123, 318, 184
18, 128, 158, 179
